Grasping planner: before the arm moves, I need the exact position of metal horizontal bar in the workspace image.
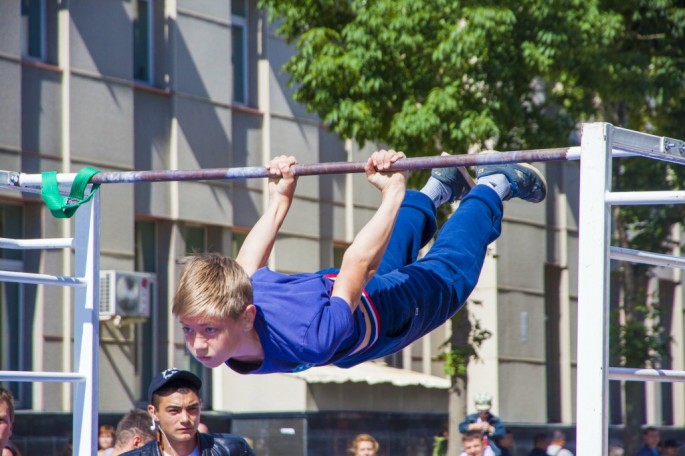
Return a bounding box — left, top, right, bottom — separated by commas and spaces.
610, 247, 685, 269
613, 127, 685, 165
12, 148, 571, 188
565, 147, 637, 161
0, 270, 86, 287
0, 371, 85, 382
609, 367, 685, 383
605, 191, 685, 205
0, 237, 75, 249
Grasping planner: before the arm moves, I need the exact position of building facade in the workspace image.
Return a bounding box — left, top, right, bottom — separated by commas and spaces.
1, 1, 684, 454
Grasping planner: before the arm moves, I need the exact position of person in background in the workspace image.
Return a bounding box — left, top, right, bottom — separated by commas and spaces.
546, 431, 573, 456
528, 433, 549, 456
460, 431, 496, 456
459, 393, 506, 455
60, 436, 72, 456
661, 439, 680, 456
121, 368, 253, 456
499, 429, 515, 456
0, 388, 16, 456
98, 424, 116, 456
349, 433, 380, 456
110, 409, 156, 456
1, 440, 21, 456
635, 427, 660, 456
433, 426, 449, 456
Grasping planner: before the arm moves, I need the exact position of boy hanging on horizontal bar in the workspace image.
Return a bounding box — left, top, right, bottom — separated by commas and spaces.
172, 150, 546, 374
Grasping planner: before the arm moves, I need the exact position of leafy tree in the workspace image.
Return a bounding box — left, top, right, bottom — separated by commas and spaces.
261, 0, 685, 453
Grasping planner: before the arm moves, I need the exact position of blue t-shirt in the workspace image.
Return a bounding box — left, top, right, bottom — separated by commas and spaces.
226, 267, 363, 374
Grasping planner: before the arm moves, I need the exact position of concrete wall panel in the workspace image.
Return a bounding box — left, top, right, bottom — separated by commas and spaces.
497, 291, 547, 360
232, 110, 262, 167
273, 237, 324, 274
270, 117, 319, 196
267, 34, 316, 120
98, 325, 139, 411
177, 181, 233, 226
175, 13, 230, 103
70, 0, 132, 79
22, 67, 62, 155
0, 60, 21, 150
498, 223, 547, 290
177, 2, 229, 21
498, 361, 547, 422
70, 76, 133, 165
97, 169, 135, 258
0, 3, 20, 55
232, 185, 261, 228
177, 97, 231, 169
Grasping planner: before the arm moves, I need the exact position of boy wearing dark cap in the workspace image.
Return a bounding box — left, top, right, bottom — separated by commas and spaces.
121, 368, 254, 456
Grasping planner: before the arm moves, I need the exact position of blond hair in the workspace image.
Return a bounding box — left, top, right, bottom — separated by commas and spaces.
349, 433, 379, 455
173, 253, 253, 320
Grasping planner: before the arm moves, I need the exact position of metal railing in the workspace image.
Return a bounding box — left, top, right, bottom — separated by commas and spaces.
577, 123, 685, 454
0, 194, 100, 456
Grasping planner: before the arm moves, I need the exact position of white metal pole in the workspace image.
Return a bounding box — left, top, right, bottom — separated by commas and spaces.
71, 194, 101, 455
576, 122, 613, 454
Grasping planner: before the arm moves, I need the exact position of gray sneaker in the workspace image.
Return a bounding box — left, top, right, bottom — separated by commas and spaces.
431, 153, 475, 202
476, 162, 547, 202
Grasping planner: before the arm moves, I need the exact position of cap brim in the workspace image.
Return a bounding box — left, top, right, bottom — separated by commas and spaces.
148, 370, 202, 403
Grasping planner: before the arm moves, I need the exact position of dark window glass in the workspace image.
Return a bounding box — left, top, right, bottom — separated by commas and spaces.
133, 0, 152, 82
21, 0, 45, 59
232, 26, 246, 104
185, 226, 206, 254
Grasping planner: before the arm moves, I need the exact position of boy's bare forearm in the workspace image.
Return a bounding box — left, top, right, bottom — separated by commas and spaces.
348, 185, 405, 273
236, 194, 292, 275
333, 184, 405, 309
236, 155, 297, 275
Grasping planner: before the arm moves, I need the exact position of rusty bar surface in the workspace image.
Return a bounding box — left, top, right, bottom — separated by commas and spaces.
87, 148, 570, 185
11, 148, 571, 188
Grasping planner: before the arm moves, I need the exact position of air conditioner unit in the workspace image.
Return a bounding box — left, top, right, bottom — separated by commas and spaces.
99, 270, 155, 320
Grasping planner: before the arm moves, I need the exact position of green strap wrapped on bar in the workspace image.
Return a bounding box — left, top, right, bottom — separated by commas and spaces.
41, 167, 101, 219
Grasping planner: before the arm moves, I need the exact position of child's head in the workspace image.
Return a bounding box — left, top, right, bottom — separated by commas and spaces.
98, 424, 115, 450
461, 431, 485, 456
349, 433, 379, 456
173, 253, 253, 321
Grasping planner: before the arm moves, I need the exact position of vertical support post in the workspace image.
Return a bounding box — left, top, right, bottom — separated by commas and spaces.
165, 0, 179, 371
58, 0, 73, 411
576, 123, 613, 454
72, 194, 101, 455
557, 191, 574, 423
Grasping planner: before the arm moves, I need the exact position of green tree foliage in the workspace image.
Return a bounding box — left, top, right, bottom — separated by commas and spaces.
261, 0, 625, 155
261, 0, 685, 452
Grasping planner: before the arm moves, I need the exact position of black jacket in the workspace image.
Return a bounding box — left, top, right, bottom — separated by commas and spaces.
120, 433, 255, 456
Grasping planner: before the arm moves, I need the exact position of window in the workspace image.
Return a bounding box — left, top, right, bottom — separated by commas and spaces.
0, 205, 29, 408
133, 0, 154, 83
333, 245, 347, 269
232, 232, 247, 257
185, 226, 207, 255
135, 221, 157, 273
21, 0, 46, 60
231, 0, 248, 104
